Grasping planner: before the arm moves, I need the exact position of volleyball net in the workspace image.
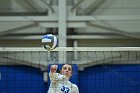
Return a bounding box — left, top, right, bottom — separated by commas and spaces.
0, 47, 140, 70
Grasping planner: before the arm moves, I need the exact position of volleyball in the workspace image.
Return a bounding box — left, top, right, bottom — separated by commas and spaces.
41, 34, 58, 50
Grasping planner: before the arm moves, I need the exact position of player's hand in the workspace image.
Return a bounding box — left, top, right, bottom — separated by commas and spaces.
50, 65, 58, 73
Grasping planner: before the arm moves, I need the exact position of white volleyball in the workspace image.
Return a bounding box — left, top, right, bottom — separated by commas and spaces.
41, 34, 58, 50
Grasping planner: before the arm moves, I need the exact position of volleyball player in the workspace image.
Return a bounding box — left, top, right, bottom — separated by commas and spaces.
48, 64, 79, 93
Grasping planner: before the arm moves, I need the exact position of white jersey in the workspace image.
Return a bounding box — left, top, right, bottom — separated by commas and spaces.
48, 72, 79, 93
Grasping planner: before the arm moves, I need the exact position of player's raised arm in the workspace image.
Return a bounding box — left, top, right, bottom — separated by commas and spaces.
50, 65, 58, 73
49, 65, 66, 83
49, 65, 58, 82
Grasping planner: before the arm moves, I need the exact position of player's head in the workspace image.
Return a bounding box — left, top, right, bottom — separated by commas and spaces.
60, 64, 72, 79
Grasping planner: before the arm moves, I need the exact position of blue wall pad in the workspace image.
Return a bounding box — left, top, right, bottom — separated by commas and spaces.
1, 65, 140, 93
79, 64, 140, 93
0, 66, 46, 93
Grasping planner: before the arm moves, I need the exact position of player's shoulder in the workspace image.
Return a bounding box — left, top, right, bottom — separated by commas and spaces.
71, 83, 79, 93
71, 83, 78, 88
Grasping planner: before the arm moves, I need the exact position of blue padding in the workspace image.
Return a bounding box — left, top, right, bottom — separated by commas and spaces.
79, 64, 140, 93
0, 66, 47, 93
2, 64, 140, 93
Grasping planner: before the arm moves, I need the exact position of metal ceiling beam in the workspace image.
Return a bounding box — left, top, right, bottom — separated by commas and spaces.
40, 0, 55, 12
1, 16, 140, 21
12, 0, 54, 12
58, 0, 67, 63
87, 22, 140, 39
71, 0, 85, 12
0, 23, 38, 36
28, 0, 54, 12
13, 0, 37, 12
0, 35, 125, 40
0, 16, 57, 21
67, 35, 124, 39
39, 22, 86, 28
81, 0, 106, 15
68, 16, 140, 21
24, 0, 39, 11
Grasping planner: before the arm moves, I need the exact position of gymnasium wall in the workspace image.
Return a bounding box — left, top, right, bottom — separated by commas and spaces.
79, 64, 140, 93
1, 64, 140, 93
0, 66, 47, 93
0, 65, 78, 93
